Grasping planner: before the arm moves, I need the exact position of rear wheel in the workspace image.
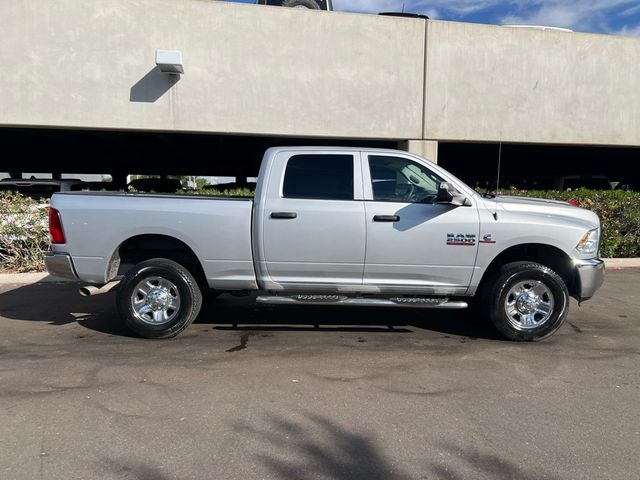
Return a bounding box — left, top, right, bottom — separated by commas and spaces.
482, 261, 569, 341
116, 258, 202, 339
281, 0, 321, 8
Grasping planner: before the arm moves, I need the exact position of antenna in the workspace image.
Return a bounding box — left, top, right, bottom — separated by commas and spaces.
496, 142, 502, 192
402, 3, 405, 13
493, 142, 502, 220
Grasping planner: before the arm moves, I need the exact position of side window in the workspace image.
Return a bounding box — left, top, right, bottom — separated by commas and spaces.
369, 155, 444, 203
283, 154, 354, 200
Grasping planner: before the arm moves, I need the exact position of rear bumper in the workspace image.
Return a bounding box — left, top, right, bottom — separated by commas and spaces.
574, 258, 605, 301
44, 252, 78, 280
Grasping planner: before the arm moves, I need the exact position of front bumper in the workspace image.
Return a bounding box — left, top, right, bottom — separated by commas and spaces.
574, 258, 605, 301
44, 252, 78, 280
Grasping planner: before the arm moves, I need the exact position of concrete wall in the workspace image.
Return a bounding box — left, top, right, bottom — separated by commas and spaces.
1, 1, 640, 148
0, 0, 425, 139
424, 21, 640, 146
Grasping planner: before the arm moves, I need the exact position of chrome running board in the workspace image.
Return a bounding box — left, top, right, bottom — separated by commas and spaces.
256, 295, 468, 309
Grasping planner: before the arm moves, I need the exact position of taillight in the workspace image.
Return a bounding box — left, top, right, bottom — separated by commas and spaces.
48, 207, 66, 244
568, 198, 579, 206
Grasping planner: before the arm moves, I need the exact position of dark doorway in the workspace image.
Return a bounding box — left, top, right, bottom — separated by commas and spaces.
438, 142, 640, 190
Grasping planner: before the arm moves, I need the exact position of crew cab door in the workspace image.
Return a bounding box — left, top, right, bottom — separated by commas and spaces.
362, 153, 479, 294
259, 151, 366, 289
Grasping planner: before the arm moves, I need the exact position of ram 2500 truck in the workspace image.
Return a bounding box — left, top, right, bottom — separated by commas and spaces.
45, 147, 604, 341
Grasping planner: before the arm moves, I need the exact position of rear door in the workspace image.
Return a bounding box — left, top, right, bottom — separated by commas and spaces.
362, 153, 479, 294
261, 151, 366, 289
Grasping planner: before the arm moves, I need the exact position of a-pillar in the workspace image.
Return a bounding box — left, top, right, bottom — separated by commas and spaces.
399, 140, 438, 164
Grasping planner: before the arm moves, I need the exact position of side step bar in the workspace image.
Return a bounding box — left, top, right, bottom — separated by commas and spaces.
256, 295, 468, 309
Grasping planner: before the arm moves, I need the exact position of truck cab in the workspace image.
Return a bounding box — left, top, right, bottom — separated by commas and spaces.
253, 148, 479, 295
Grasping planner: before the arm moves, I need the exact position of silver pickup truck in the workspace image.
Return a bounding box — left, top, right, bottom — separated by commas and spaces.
45, 147, 604, 341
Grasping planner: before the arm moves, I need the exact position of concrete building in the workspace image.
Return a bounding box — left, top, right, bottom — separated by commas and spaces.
1, 0, 638, 186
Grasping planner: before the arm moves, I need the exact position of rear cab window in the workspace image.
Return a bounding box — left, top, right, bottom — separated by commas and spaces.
283, 154, 354, 200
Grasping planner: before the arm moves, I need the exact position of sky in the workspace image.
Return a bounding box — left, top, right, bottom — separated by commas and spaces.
228, 1, 640, 37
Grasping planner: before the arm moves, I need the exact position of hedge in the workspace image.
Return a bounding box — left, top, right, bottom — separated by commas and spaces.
176, 187, 255, 198
1, 188, 638, 272
497, 188, 640, 258
0, 192, 50, 272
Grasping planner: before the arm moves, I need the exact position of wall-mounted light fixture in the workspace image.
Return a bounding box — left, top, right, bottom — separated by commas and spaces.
155, 50, 184, 74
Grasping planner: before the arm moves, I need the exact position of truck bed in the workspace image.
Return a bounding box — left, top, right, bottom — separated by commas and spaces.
57, 191, 254, 201
50, 192, 257, 289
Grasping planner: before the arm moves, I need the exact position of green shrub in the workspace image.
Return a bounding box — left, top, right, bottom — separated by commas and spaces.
177, 187, 256, 197
0, 188, 638, 273
0, 192, 50, 272
496, 188, 640, 258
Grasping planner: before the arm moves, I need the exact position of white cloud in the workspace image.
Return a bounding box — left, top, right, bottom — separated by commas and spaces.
333, 0, 509, 15
423, 8, 439, 19
409, 0, 513, 16
615, 24, 640, 37
333, 0, 640, 36
621, 4, 640, 16
501, 4, 581, 29
500, 1, 640, 32
333, 0, 403, 13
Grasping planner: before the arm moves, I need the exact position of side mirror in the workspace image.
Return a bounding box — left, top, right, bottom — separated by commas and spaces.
436, 182, 454, 203
437, 182, 470, 206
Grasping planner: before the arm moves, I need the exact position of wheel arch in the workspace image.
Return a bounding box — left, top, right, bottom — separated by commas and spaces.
107, 234, 207, 288
477, 243, 578, 299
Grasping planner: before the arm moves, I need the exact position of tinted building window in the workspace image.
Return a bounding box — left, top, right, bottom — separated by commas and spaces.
283, 155, 354, 200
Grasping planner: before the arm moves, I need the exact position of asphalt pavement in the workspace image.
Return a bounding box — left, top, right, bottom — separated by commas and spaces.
0, 269, 638, 480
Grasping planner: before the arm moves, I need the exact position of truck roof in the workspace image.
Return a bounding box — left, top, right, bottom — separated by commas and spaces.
267, 146, 410, 153
264, 146, 436, 162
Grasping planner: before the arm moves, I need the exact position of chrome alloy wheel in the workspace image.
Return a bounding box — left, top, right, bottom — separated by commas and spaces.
504, 280, 555, 330
130, 276, 181, 325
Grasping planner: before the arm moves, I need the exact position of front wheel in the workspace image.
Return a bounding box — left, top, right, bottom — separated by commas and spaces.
482, 262, 569, 341
116, 258, 202, 339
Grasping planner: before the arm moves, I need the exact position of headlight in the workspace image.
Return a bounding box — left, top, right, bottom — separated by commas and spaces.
576, 228, 599, 255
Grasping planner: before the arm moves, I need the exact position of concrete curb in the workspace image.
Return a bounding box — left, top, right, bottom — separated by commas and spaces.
1, 258, 639, 285
603, 258, 640, 268
0, 272, 67, 284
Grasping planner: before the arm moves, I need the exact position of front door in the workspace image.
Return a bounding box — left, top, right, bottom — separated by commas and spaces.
362, 153, 479, 294
262, 152, 366, 289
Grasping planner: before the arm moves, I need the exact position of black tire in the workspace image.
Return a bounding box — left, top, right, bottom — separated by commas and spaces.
481, 261, 569, 342
116, 258, 202, 339
281, 0, 321, 8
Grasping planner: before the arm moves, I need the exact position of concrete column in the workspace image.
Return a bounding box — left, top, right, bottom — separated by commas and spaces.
399, 140, 438, 163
